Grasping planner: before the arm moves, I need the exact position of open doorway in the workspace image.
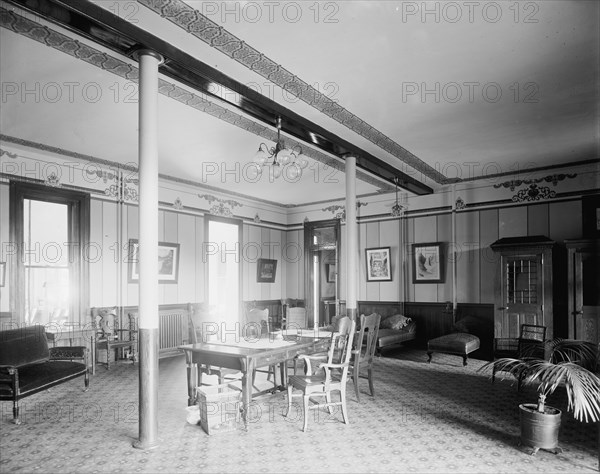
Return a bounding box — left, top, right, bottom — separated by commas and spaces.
205, 216, 241, 328
304, 219, 341, 329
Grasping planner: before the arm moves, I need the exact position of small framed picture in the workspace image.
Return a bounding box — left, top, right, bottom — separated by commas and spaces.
257, 258, 277, 283
365, 247, 392, 282
128, 239, 180, 284
326, 263, 336, 283
412, 242, 444, 283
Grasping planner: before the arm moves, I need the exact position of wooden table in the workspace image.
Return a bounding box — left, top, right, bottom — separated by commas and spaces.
179, 332, 331, 429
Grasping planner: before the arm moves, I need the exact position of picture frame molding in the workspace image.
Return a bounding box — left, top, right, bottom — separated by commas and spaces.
412, 242, 445, 284
365, 247, 392, 282
128, 239, 180, 284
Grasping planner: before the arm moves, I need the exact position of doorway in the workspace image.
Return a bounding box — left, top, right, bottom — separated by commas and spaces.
304, 219, 341, 329
205, 216, 242, 328
566, 239, 600, 344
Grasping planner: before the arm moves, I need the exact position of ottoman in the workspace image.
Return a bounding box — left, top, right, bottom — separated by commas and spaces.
427, 333, 480, 366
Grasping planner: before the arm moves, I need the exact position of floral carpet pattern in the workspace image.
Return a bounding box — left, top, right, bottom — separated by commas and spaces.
0, 349, 597, 473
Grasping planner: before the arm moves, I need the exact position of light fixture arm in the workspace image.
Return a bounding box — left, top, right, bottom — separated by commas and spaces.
253, 116, 304, 178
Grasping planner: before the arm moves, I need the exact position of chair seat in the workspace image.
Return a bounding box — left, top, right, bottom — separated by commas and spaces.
97, 340, 135, 349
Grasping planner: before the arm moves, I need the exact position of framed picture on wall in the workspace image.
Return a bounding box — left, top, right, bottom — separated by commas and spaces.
365, 247, 392, 282
326, 263, 336, 283
412, 242, 444, 283
128, 239, 180, 284
257, 258, 277, 283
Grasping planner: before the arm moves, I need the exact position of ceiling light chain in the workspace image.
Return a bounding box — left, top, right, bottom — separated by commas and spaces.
253, 116, 305, 180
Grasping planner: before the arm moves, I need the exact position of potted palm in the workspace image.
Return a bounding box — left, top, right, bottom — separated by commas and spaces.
480, 338, 600, 456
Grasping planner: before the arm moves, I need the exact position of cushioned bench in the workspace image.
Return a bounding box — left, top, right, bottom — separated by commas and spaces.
0, 325, 89, 424
427, 333, 480, 366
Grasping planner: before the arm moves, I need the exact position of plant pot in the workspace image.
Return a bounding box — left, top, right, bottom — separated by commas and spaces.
519, 403, 562, 455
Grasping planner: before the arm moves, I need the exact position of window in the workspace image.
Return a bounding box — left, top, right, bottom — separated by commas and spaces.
10, 182, 90, 326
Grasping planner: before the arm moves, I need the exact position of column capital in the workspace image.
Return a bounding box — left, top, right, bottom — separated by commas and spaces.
132, 49, 164, 65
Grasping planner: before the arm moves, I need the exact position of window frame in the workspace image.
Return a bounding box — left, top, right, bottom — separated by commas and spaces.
9, 181, 90, 326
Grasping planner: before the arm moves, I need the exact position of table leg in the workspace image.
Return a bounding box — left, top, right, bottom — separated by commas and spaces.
279, 361, 287, 390
241, 361, 253, 430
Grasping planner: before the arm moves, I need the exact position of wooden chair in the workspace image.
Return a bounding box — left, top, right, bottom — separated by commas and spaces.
244, 307, 279, 390
286, 307, 307, 331
349, 313, 381, 402
285, 317, 356, 431
492, 323, 546, 386
189, 303, 241, 386
281, 298, 304, 329
92, 307, 137, 370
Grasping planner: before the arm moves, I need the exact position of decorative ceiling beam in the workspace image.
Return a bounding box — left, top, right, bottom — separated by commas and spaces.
7, 0, 434, 195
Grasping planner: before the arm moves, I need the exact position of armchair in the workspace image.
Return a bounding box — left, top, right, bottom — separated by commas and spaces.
492, 323, 546, 387
285, 317, 356, 431
92, 307, 137, 370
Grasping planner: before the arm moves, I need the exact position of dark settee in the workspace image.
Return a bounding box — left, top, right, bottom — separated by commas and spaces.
0, 325, 89, 424
358, 302, 417, 355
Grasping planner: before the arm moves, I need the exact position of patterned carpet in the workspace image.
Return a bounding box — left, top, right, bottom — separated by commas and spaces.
1, 349, 598, 474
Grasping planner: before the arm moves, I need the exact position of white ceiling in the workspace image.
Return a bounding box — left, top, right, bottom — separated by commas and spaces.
1, 0, 598, 207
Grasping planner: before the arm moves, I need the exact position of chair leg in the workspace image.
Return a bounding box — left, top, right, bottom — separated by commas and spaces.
340, 387, 349, 425
285, 385, 293, 417
302, 395, 309, 432
367, 367, 374, 397
325, 392, 333, 414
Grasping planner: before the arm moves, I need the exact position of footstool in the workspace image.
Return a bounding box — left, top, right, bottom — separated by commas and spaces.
427, 333, 480, 366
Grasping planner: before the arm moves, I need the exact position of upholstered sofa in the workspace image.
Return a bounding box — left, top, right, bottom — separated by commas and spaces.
376, 317, 417, 355
0, 325, 89, 424
357, 302, 417, 355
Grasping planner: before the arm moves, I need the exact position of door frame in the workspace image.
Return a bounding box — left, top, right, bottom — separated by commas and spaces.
303, 219, 341, 329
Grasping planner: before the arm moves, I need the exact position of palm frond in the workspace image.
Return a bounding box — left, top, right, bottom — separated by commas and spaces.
480, 339, 600, 423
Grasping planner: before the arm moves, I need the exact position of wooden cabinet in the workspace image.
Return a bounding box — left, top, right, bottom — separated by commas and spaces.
565, 239, 600, 344
491, 236, 567, 340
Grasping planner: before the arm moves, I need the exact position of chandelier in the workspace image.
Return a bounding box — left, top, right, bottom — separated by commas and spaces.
253, 117, 304, 180
391, 177, 408, 217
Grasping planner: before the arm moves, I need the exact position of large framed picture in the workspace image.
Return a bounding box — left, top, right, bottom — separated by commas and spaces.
412, 242, 444, 283
257, 258, 277, 283
128, 239, 180, 284
365, 247, 392, 282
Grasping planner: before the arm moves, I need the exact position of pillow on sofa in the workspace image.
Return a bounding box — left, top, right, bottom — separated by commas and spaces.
380, 314, 412, 330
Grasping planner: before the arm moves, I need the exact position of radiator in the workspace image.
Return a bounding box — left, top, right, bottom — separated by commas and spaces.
158, 310, 188, 358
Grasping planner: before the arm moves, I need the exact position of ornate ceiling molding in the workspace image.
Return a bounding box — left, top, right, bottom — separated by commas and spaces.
138, 0, 447, 185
